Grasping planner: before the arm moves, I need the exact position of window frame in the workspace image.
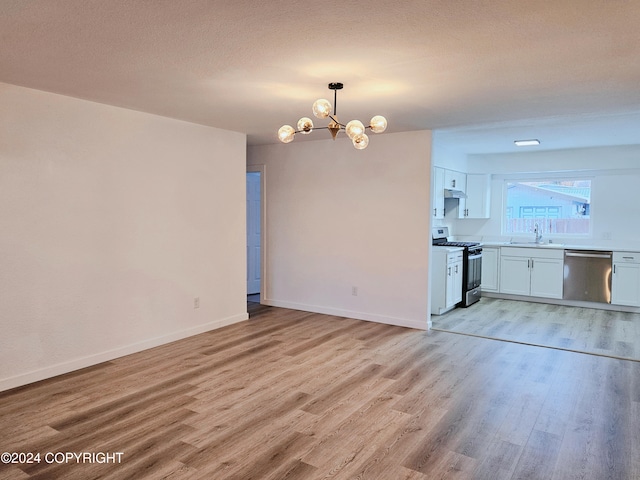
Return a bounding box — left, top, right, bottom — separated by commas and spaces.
500, 174, 593, 239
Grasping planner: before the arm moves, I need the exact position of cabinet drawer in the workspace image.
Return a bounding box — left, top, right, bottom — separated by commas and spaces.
613, 252, 640, 264
447, 252, 464, 264
500, 246, 564, 259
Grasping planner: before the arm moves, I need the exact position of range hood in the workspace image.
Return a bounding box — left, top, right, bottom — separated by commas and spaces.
444, 188, 467, 199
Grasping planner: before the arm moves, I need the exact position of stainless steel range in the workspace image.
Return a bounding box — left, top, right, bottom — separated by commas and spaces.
432, 226, 483, 307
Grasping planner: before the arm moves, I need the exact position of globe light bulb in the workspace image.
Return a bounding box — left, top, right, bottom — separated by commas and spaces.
312, 98, 332, 119
370, 115, 387, 133
345, 120, 365, 140
278, 125, 295, 143
297, 117, 314, 134
352, 133, 369, 149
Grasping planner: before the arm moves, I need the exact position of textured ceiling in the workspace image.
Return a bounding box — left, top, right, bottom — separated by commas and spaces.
1, 0, 640, 152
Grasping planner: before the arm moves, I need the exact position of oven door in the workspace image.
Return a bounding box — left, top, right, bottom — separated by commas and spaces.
462, 248, 482, 306
467, 249, 483, 290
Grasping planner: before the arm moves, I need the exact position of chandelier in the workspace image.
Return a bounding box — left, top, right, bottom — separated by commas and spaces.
277, 82, 387, 150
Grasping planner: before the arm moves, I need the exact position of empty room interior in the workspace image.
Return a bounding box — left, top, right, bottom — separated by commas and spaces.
1, 2, 640, 479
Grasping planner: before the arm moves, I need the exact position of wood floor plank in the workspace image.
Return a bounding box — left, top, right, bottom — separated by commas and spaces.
1, 301, 640, 479
511, 429, 562, 480
433, 297, 640, 361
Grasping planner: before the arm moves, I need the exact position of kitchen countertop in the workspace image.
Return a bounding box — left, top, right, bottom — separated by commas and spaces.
481, 242, 640, 253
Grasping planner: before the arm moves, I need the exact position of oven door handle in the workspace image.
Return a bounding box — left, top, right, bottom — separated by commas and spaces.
468, 253, 483, 260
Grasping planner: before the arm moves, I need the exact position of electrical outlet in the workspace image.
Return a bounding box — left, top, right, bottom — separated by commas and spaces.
352, 286, 358, 296
194, 297, 200, 309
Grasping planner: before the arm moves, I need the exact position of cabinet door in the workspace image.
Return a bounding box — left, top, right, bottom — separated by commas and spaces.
445, 262, 456, 308
529, 257, 564, 299
464, 174, 491, 219
499, 256, 531, 295
432, 167, 445, 219
452, 259, 463, 305
430, 250, 448, 315
612, 263, 640, 306
444, 169, 466, 192
481, 247, 499, 292
457, 196, 468, 219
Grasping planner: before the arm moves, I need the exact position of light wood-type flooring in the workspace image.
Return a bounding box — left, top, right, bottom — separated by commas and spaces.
433, 297, 640, 361
1, 303, 639, 479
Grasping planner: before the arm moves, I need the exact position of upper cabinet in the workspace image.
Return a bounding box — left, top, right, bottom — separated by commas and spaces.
464, 174, 491, 219
432, 168, 491, 220
444, 169, 466, 192
432, 167, 445, 219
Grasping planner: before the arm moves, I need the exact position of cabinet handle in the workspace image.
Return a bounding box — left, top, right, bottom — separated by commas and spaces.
527, 259, 530, 269
434, 208, 437, 217
531, 259, 534, 269
455, 265, 459, 273
452, 179, 456, 188
614, 265, 616, 274
448, 267, 451, 276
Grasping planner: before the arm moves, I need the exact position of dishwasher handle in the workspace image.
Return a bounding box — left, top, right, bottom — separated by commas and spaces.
564, 251, 612, 259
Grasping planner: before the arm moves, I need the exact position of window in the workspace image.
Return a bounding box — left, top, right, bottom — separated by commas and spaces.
504, 179, 591, 236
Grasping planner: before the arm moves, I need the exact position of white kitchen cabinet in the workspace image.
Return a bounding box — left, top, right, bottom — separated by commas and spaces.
432, 167, 445, 219
449, 254, 464, 307
499, 255, 531, 296
444, 169, 466, 192
612, 252, 640, 306
481, 246, 500, 292
431, 247, 463, 315
444, 170, 467, 218
529, 256, 564, 298
462, 174, 491, 219
444, 170, 468, 219
499, 247, 564, 299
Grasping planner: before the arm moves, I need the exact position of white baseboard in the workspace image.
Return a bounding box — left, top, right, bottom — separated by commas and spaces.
261, 298, 428, 331
0, 312, 249, 393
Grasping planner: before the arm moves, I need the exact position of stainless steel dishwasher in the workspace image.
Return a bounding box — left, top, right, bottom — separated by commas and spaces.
563, 250, 612, 303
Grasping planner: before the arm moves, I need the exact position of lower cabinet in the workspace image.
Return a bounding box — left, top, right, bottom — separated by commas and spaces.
499, 247, 564, 299
431, 248, 463, 315
479, 246, 640, 309
612, 252, 640, 306
481, 246, 500, 292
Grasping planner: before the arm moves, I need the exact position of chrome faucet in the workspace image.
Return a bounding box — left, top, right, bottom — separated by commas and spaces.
534, 223, 543, 243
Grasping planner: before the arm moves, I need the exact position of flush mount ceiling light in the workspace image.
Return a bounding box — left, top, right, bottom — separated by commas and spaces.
278, 82, 388, 150
514, 139, 541, 146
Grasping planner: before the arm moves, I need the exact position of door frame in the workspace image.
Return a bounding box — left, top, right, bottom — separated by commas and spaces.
246, 165, 267, 303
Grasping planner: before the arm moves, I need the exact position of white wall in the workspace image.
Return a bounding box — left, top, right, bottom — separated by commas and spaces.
451, 145, 640, 248
0, 83, 248, 391
247, 130, 432, 329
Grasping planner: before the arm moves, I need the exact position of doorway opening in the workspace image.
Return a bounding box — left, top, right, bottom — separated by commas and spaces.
246, 169, 263, 305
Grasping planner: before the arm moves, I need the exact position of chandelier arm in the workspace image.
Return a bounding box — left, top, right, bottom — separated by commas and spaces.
292, 126, 333, 134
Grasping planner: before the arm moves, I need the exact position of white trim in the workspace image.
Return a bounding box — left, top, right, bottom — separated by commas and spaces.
0, 313, 249, 393
262, 299, 428, 331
